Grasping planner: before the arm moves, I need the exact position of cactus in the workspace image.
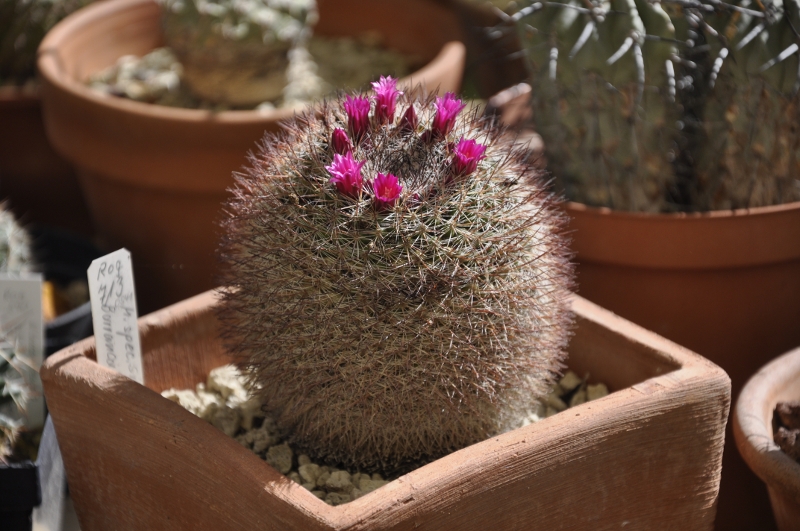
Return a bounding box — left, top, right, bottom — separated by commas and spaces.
0, 0, 91, 86
506, 0, 800, 212
0, 205, 34, 461
218, 78, 575, 473
158, 0, 317, 105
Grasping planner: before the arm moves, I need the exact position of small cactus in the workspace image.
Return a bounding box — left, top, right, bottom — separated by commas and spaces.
0, 205, 35, 461
218, 78, 575, 473
0, 0, 91, 86
158, 0, 317, 105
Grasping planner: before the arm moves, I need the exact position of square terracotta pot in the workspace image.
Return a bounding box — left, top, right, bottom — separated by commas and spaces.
41, 291, 730, 530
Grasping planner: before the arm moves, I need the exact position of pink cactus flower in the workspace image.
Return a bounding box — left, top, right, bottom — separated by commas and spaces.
400, 105, 418, 133
372, 76, 403, 124
372, 172, 403, 210
326, 152, 366, 198
431, 93, 466, 138
452, 138, 487, 176
343, 95, 371, 141
331, 128, 351, 154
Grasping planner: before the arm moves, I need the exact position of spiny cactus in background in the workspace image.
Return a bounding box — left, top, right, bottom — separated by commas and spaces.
158, 0, 317, 105
0, 0, 91, 86
502, 0, 800, 212
0, 205, 32, 274
0, 206, 33, 461
218, 78, 575, 474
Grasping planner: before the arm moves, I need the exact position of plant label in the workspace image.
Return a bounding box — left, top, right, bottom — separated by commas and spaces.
88, 249, 143, 384
0, 273, 44, 429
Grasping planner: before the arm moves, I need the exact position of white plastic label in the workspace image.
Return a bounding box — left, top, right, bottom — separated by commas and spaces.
88, 249, 143, 384
0, 274, 44, 429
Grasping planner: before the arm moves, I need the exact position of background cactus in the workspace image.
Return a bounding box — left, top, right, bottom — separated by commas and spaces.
0, 0, 91, 86
218, 80, 575, 473
158, 0, 317, 105
0, 205, 35, 461
504, 0, 800, 212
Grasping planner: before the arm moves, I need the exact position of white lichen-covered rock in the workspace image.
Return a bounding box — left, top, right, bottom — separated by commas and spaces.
208, 404, 241, 437
324, 492, 351, 506
162, 388, 206, 416
357, 478, 388, 495
325, 470, 354, 493
587, 383, 610, 402
207, 364, 249, 402
558, 371, 582, 393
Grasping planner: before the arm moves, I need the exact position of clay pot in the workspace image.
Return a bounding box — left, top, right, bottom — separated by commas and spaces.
37, 0, 467, 313
734, 347, 800, 531
0, 87, 92, 234
41, 290, 729, 530
568, 201, 800, 531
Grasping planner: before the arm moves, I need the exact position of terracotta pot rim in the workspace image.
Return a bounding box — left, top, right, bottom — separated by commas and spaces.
734, 347, 800, 503
567, 200, 800, 221
566, 199, 800, 269
37, 0, 465, 125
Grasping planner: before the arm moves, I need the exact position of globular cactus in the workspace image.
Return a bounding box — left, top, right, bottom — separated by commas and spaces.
0, 0, 91, 85
158, 0, 317, 105
218, 78, 575, 473
0, 205, 32, 274
507, 0, 800, 212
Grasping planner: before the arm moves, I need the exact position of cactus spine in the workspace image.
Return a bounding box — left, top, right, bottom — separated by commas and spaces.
218, 80, 575, 473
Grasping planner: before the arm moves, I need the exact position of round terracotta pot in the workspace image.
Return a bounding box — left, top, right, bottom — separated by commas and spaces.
0, 86, 93, 234
734, 347, 800, 531
37, 0, 467, 313
567, 200, 800, 531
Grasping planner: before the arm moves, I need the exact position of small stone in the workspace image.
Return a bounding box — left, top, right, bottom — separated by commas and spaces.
297, 454, 312, 466
288, 472, 302, 484
209, 405, 241, 437
777, 401, 800, 430
235, 432, 252, 448
311, 490, 326, 500
370, 473, 384, 481
251, 424, 279, 454
351, 488, 363, 500
358, 478, 388, 494
544, 391, 568, 412
326, 470, 354, 493
266, 443, 294, 474
299, 463, 322, 484
207, 365, 248, 401
162, 388, 205, 416
569, 388, 587, 408
236, 396, 264, 431
301, 482, 316, 491
558, 371, 583, 393
587, 383, 609, 402
545, 406, 559, 418
325, 492, 351, 506
775, 427, 800, 462
316, 470, 332, 488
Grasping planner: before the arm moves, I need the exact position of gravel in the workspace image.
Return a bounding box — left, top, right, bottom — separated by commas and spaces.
87, 34, 410, 111
162, 365, 610, 505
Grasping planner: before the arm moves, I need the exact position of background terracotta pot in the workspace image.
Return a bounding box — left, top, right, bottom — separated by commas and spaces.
37, 0, 467, 313
568, 200, 800, 531
0, 87, 92, 235
734, 347, 800, 531
41, 290, 730, 530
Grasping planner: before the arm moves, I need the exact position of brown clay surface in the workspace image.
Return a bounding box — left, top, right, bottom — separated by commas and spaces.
37, 0, 467, 313
41, 291, 730, 530
734, 347, 800, 531
567, 200, 800, 531
0, 87, 93, 234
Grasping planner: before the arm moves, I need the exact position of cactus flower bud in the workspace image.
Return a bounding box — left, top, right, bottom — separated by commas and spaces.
331, 128, 351, 154
452, 138, 487, 176
344, 95, 371, 141
400, 104, 418, 133
372, 172, 403, 210
372, 76, 403, 124
326, 153, 366, 198
431, 93, 465, 138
